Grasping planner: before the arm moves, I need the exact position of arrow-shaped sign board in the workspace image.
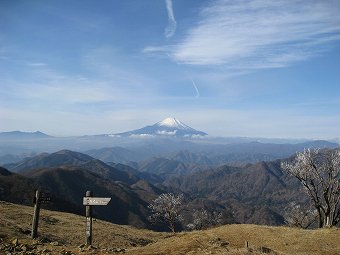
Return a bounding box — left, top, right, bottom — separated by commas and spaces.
83, 197, 111, 206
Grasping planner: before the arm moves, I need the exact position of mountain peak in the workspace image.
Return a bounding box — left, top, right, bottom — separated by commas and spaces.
0, 131, 51, 139
113, 118, 207, 138
158, 117, 180, 127
156, 118, 191, 129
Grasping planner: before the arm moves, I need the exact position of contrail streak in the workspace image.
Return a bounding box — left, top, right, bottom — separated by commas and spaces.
168, 54, 200, 99
191, 79, 200, 98
165, 0, 177, 38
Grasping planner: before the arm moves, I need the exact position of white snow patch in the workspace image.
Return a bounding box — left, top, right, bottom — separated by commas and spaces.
157, 117, 193, 130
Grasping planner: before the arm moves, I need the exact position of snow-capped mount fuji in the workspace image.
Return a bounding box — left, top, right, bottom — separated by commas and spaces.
113, 117, 207, 138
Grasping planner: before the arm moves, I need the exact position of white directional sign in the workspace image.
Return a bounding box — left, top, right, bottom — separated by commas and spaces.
83, 197, 111, 206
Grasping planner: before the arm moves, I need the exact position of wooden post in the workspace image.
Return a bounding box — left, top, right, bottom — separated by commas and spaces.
31, 189, 41, 239
83, 192, 110, 246
85, 191, 93, 246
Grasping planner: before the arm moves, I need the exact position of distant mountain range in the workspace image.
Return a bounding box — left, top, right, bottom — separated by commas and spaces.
0, 131, 51, 139
163, 160, 304, 225
0, 150, 162, 228
0, 148, 305, 227
84, 140, 339, 168
1, 150, 234, 229
1, 118, 339, 144
1, 137, 338, 169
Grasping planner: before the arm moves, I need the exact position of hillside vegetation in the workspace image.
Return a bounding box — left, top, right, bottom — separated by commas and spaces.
0, 149, 305, 227
1, 202, 339, 255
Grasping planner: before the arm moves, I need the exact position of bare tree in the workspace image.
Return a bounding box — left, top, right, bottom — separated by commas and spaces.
191, 209, 223, 230
210, 211, 223, 226
281, 149, 340, 227
284, 202, 317, 229
192, 209, 209, 230
148, 193, 184, 233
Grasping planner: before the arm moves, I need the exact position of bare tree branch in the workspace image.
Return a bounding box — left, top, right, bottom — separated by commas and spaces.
148, 193, 184, 232
282, 149, 340, 228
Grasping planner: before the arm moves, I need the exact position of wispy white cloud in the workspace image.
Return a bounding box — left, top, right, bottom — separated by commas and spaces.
25, 62, 47, 67
1, 45, 185, 117
0, 65, 154, 106
176, 108, 340, 139
149, 0, 340, 70
142, 45, 170, 54
2, 79, 116, 105
164, 0, 177, 38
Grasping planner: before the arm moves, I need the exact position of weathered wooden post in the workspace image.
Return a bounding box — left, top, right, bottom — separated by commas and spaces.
85, 190, 93, 246
31, 189, 41, 239
245, 241, 249, 248
83, 191, 111, 246
31, 190, 51, 239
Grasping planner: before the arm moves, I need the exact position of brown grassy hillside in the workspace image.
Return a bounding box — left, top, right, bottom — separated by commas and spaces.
0, 201, 339, 255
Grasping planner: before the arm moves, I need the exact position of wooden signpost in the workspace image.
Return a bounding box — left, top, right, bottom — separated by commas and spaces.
31, 189, 109, 244
31, 189, 51, 239
83, 191, 111, 246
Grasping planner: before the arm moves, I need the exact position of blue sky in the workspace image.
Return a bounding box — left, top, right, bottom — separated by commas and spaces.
1, 0, 340, 139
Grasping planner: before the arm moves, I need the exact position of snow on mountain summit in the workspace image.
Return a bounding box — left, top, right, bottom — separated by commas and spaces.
156, 117, 194, 130
157, 117, 181, 127
113, 117, 207, 138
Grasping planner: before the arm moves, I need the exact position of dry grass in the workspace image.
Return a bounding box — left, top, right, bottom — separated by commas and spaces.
125, 225, 340, 255
1, 201, 339, 255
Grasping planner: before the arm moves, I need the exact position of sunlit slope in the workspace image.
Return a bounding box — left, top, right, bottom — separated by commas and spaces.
1, 202, 339, 255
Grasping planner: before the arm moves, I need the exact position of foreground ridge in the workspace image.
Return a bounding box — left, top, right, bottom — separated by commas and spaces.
0, 202, 339, 255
